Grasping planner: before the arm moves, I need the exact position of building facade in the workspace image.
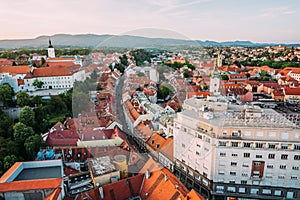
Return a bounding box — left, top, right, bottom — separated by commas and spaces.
173, 97, 300, 200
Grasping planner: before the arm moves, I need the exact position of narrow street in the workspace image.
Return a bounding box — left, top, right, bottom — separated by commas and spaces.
115, 75, 149, 156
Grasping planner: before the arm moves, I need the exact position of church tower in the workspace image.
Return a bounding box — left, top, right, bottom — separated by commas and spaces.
48, 39, 55, 58
209, 51, 221, 95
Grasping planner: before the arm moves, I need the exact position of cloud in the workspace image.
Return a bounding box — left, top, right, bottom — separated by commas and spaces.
261, 7, 296, 17
149, 0, 211, 13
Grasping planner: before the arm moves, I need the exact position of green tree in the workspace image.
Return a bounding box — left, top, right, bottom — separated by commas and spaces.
0, 110, 13, 138
32, 79, 44, 89
0, 84, 14, 107
13, 122, 34, 144
49, 96, 67, 115
24, 135, 45, 160
183, 70, 190, 78
220, 74, 229, 80
19, 106, 35, 127
3, 155, 18, 171
40, 57, 46, 67
120, 54, 129, 66
157, 84, 172, 100
16, 91, 31, 107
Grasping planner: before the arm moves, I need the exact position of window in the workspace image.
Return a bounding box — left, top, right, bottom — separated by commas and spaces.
216, 186, 224, 193
256, 155, 262, 158
281, 144, 288, 149
220, 152, 226, 157
231, 142, 238, 147
292, 166, 299, 170
256, 132, 263, 137
241, 180, 247, 184
294, 155, 300, 160
274, 190, 282, 196
286, 192, 294, 199
218, 170, 225, 175
196, 151, 200, 155
266, 174, 272, 178
242, 162, 249, 167
230, 171, 236, 176
232, 153, 238, 157
267, 164, 273, 169
232, 131, 240, 137
219, 141, 226, 146
278, 175, 285, 179
243, 142, 251, 148
239, 187, 246, 193
281, 154, 288, 160
294, 144, 300, 150
244, 153, 250, 158
219, 161, 225, 166
250, 188, 259, 194
241, 172, 248, 176
262, 189, 271, 194
268, 154, 275, 159
280, 165, 286, 169
229, 180, 235, 184
223, 131, 227, 135
227, 187, 236, 193
256, 143, 263, 148
231, 162, 237, 166
253, 171, 260, 177
244, 131, 251, 137
268, 143, 276, 149
254, 161, 261, 166
291, 175, 298, 180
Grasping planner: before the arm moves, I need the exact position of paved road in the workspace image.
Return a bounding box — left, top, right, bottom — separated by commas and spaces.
115, 75, 149, 156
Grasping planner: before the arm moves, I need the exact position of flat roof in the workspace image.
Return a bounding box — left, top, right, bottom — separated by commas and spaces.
14, 166, 61, 181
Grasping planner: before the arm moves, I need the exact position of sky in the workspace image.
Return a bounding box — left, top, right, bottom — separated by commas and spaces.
1, 0, 299, 43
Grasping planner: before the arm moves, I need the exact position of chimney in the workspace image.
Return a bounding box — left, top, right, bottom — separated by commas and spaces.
165, 174, 168, 181
145, 169, 150, 179
175, 182, 179, 189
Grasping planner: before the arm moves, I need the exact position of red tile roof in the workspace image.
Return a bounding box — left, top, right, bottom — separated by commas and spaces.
284, 87, 300, 95
0, 178, 62, 192
46, 129, 79, 147
25, 66, 72, 78
0, 65, 30, 76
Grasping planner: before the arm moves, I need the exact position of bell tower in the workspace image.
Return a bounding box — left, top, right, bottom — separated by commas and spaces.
47, 39, 55, 58
209, 51, 221, 95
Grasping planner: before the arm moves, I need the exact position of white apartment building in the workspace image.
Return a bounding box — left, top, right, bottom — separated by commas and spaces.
173, 97, 300, 200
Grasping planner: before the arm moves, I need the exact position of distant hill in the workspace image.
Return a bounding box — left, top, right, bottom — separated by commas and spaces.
0, 34, 299, 49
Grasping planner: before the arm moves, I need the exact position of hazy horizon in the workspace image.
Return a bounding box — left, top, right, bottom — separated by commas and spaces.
1, 0, 299, 43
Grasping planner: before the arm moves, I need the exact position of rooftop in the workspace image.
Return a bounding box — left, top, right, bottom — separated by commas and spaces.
88, 156, 117, 177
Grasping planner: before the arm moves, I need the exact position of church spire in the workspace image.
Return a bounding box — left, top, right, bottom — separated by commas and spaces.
48, 39, 53, 48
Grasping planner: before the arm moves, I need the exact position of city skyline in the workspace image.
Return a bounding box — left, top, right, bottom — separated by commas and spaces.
1, 0, 300, 43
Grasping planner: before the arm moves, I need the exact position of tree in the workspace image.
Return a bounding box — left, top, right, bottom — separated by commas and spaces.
157, 84, 172, 100
3, 155, 18, 171
40, 57, 46, 67
0, 84, 14, 107
32, 79, 44, 89
13, 122, 34, 144
183, 70, 190, 78
19, 106, 35, 127
49, 96, 68, 115
16, 91, 31, 106
0, 110, 13, 138
120, 54, 128, 66
220, 74, 229, 80
24, 135, 45, 160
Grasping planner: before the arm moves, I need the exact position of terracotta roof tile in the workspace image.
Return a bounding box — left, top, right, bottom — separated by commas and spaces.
0, 65, 30, 76
0, 178, 62, 192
